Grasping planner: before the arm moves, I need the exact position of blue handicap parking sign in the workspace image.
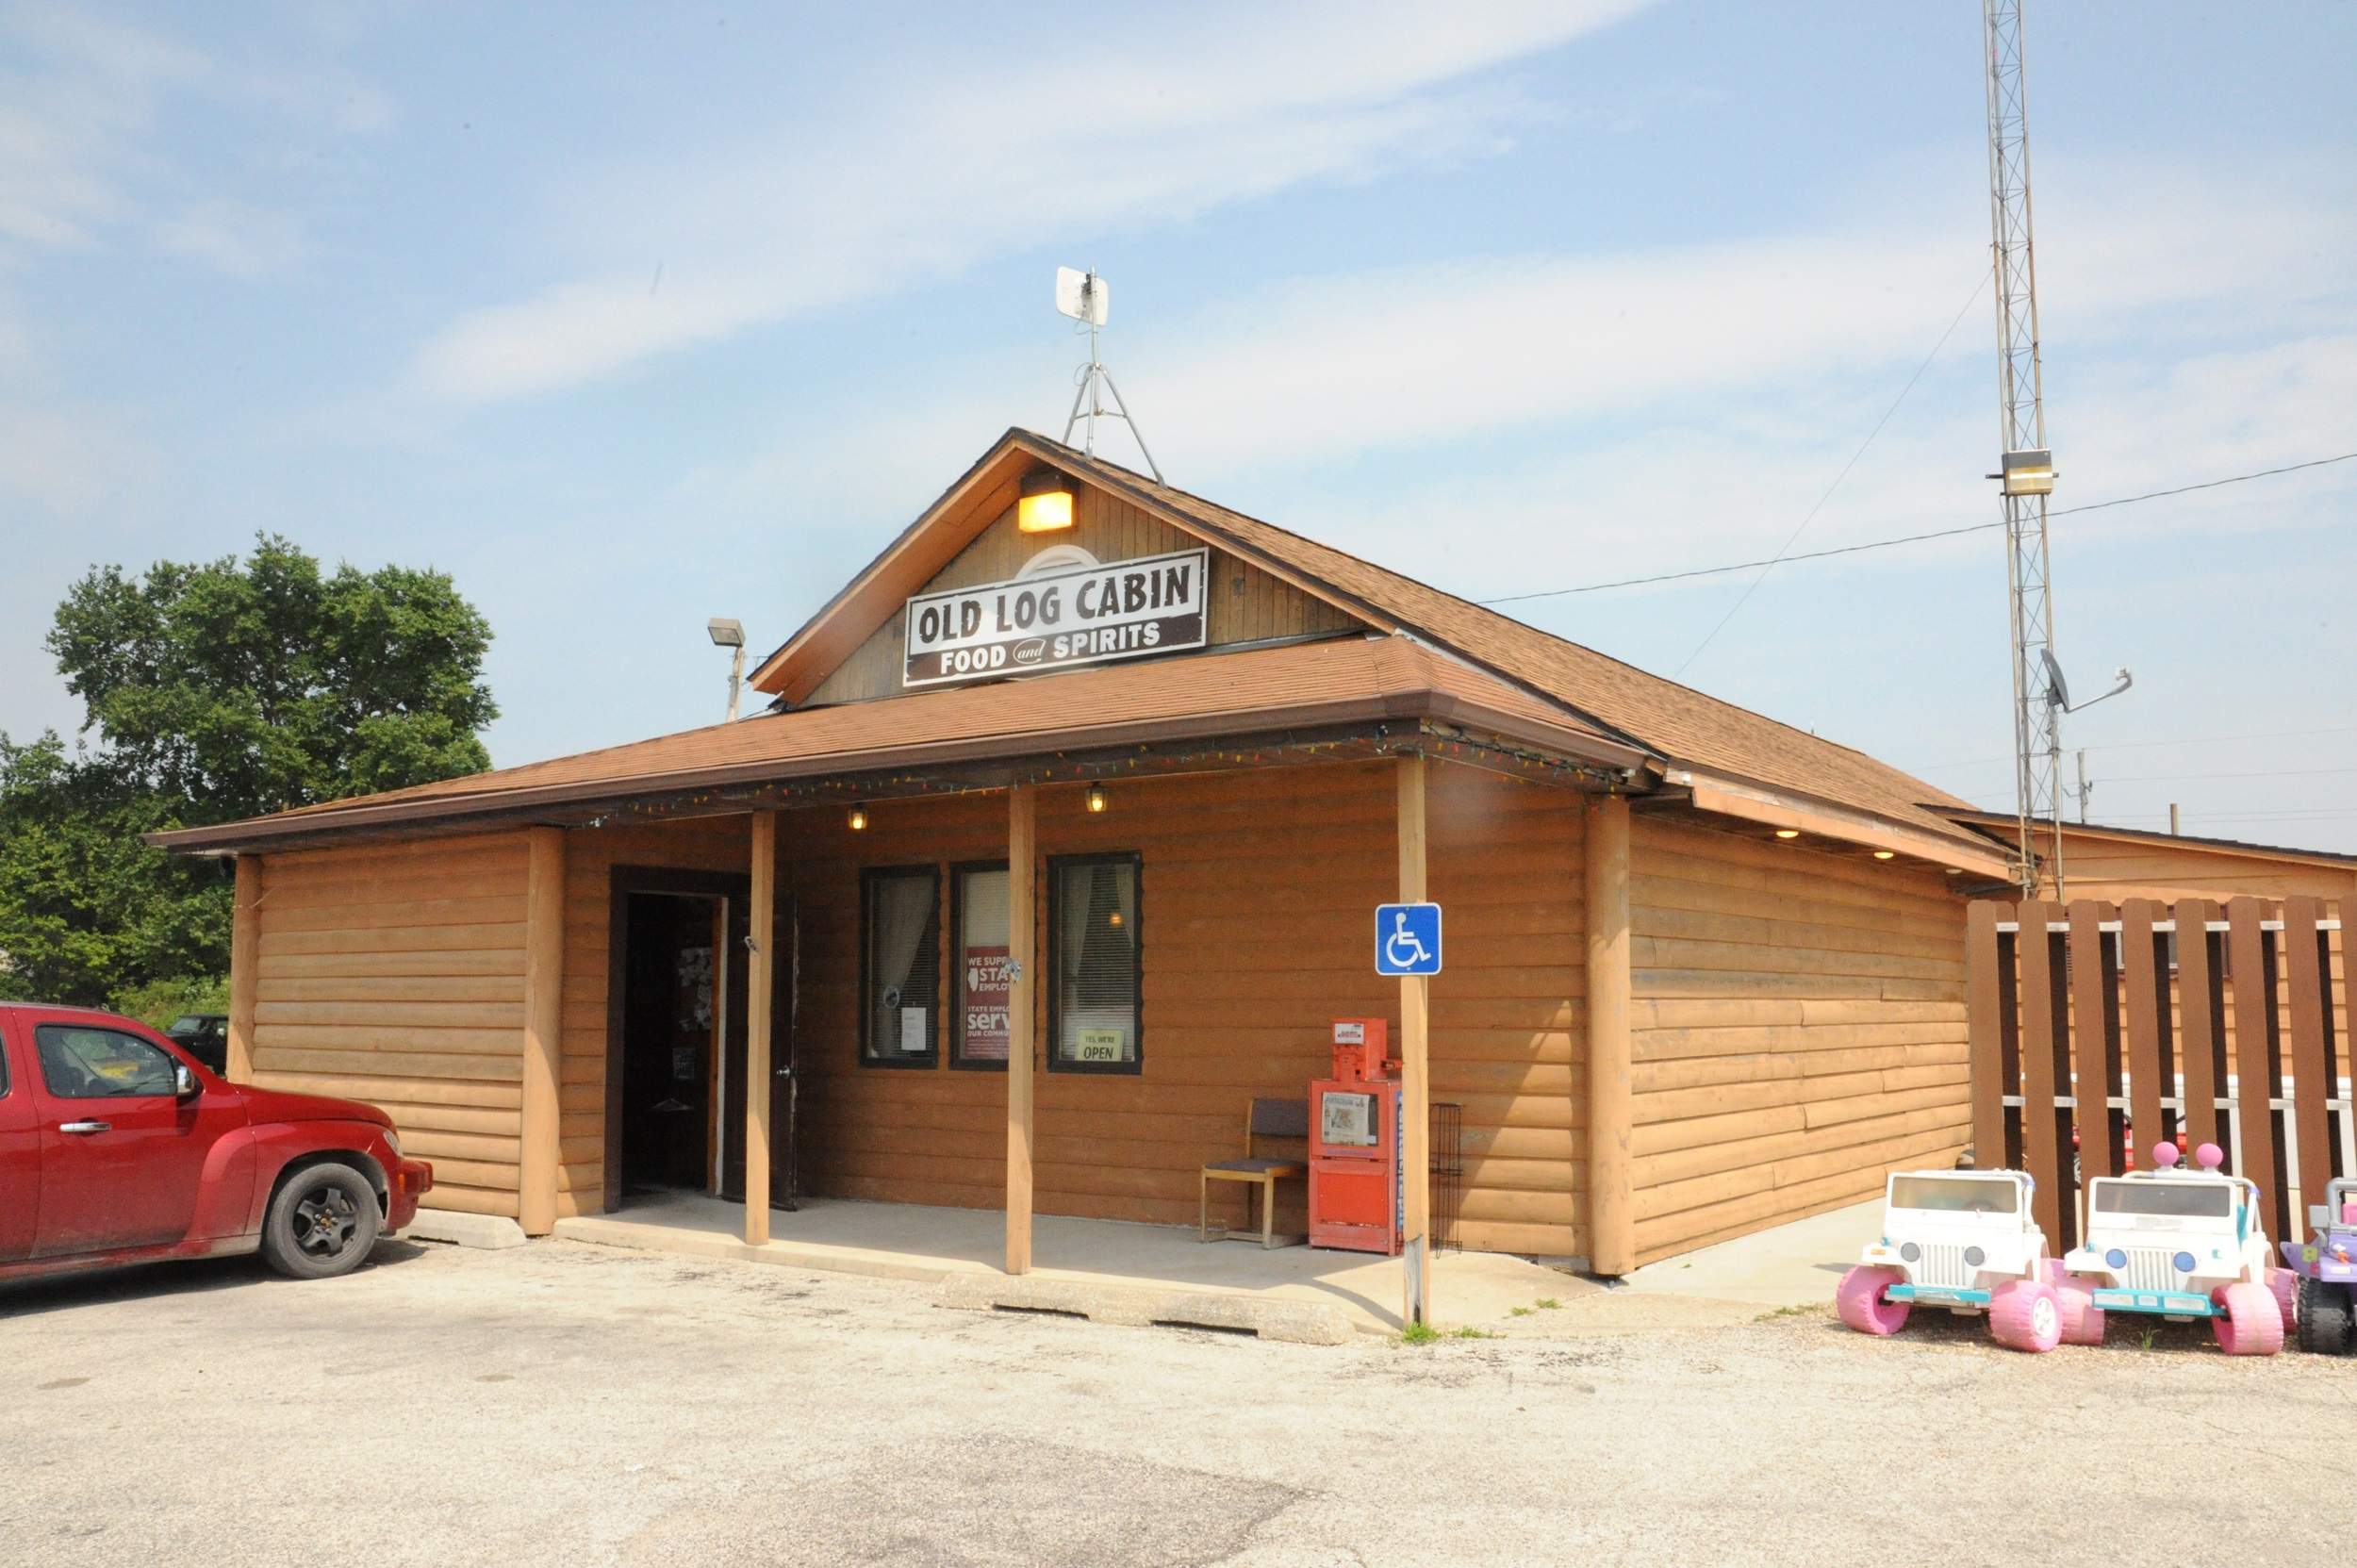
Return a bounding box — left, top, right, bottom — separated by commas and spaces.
1375, 902, 1442, 976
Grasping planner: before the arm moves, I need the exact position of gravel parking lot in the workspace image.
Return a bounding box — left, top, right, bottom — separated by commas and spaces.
5, 1238, 2350, 1567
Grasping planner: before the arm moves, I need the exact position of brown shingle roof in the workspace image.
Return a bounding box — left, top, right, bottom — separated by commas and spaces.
1017, 433, 1984, 850
150, 635, 1637, 850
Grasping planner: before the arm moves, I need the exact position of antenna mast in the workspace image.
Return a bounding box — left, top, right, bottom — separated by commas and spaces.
1056, 267, 1163, 482
1983, 0, 2063, 898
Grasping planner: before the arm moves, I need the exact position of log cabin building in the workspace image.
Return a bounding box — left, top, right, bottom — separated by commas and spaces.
156, 429, 2024, 1276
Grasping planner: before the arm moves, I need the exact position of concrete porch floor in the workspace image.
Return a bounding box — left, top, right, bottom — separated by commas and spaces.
552, 1193, 1574, 1335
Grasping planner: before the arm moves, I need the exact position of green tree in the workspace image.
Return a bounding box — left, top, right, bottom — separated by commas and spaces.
0, 536, 496, 1009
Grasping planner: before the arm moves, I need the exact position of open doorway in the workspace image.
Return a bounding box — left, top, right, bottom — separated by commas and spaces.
606, 867, 796, 1212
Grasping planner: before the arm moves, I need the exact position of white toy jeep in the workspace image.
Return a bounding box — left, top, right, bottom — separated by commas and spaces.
1838, 1168, 2071, 1353
2056, 1142, 2294, 1356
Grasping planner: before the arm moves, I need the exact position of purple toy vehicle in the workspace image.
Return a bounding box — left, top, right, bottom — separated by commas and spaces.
2281, 1176, 2357, 1355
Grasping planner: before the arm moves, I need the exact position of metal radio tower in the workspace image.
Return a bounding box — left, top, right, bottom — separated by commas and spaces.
1983, 0, 2063, 898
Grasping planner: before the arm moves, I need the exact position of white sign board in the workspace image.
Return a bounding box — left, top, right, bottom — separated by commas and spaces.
902, 548, 1209, 688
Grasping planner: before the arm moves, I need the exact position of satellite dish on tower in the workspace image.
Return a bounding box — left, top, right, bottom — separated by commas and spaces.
1054, 266, 1162, 482
1055, 266, 1109, 326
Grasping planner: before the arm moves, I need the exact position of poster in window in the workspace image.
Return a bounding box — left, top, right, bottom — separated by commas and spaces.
1072, 1027, 1126, 1064
898, 1007, 929, 1054
962, 945, 1011, 1062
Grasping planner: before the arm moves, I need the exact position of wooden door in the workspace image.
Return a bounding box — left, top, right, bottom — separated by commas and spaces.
721, 895, 796, 1208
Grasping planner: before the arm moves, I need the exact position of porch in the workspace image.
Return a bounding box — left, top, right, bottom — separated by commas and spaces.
551, 1192, 1574, 1337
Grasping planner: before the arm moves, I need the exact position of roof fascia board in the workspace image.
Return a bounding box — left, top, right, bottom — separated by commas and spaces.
1942, 810, 2357, 872
1679, 768, 2013, 878
149, 687, 1643, 856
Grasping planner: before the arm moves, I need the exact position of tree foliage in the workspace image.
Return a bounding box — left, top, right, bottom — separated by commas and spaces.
0, 536, 496, 1008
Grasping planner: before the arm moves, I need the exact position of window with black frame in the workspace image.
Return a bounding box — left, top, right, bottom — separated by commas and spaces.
953, 863, 1012, 1069
1049, 852, 1140, 1073
861, 866, 941, 1066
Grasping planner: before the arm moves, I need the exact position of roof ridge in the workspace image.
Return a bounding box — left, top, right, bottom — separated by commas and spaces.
1018, 429, 1972, 815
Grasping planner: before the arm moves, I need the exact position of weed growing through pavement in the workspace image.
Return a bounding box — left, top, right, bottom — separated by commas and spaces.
1534, 1297, 1561, 1310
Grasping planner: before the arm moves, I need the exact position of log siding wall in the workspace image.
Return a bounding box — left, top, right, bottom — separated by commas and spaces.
1628, 817, 1970, 1264
790, 758, 1588, 1258
246, 834, 536, 1218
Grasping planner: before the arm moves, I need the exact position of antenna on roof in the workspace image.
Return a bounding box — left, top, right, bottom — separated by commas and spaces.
1055, 266, 1163, 483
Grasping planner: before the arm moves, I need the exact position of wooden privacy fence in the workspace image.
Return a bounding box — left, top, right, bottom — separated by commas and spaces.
1966, 895, 2350, 1251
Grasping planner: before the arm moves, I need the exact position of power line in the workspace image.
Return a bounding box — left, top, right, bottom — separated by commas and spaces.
1476, 446, 2357, 608
1668, 268, 1990, 677
1906, 721, 2357, 773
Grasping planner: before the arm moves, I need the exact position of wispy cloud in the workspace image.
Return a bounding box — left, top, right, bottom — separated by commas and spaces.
0, 4, 382, 274
409, 0, 1653, 403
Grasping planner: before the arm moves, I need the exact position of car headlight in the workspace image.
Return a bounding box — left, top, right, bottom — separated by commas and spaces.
385, 1131, 403, 1158
1900, 1242, 1921, 1263
2105, 1248, 2128, 1269
2172, 1251, 2196, 1274
1963, 1246, 1986, 1269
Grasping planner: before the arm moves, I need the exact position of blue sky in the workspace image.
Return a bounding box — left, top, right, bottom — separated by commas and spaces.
4, 2, 2353, 848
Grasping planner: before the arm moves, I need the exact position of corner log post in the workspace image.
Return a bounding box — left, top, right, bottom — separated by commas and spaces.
519, 828, 567, 1237
1396, 753, 1432, 1327
1583, 794, 1633, 1278
1006, 783, 1037, 1275
227, 855, 262, 1084
746, 810, 778, 1246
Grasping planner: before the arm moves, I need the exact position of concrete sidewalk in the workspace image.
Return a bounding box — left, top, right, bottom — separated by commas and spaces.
554, 1193, 1576, 1336
1615, 1199, 1881, 1309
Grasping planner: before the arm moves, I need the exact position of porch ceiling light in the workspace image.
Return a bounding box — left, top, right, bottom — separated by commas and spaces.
848, 805, 868, 832
1872, 850, 1896, 860
1085, 784, 1108, 814
1018, 469, 1076, 533
1773, 828, 1800, 840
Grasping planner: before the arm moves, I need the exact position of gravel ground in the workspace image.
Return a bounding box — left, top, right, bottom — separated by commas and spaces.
4, 1237, 2350, 1567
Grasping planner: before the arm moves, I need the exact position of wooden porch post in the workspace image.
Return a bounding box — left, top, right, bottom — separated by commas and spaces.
1396, 754, 1432, 1327
1584, 794, 1634, 1277
226, 855, 262, 1084
746, 810, 778, 1246
1006, 783, 1037, 1275
519, 828, 567, 1237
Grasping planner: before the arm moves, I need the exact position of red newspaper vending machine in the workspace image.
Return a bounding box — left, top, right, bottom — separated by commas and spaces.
1309, 1018, 1401, 1254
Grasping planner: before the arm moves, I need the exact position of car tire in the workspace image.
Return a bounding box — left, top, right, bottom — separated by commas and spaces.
2042, 1261, 2105, 1347
1987, 1279, 2062, 1353
2211, 1281, 2285, 1357
2295, 1276, 2354, 1356
259, 1162, 384, 1280
2266, 1266, 2299, 1333
1834, 1265, 1909, 1336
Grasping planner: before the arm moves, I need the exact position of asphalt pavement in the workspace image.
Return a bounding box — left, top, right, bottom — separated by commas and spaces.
4, 1237, 2349, 1567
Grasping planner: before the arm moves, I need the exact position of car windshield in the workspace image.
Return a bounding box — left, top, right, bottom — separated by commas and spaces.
1889, 1176, 2019, 1214
2093, 1181, 2233, 1220
167, 1015, 205, 1035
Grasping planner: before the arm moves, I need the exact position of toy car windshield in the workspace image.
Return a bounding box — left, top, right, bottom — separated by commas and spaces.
2090, 1181, 2232, 1219
1889, 1175, 2019, 1213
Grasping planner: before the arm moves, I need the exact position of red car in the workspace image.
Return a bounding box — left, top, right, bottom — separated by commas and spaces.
0, 1001, 431, 1286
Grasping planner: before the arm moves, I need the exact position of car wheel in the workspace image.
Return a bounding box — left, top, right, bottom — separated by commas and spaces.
259, 1163, 384, 1280
2211, 1281, 2285, 1357
2295, 1276, 2354, 1356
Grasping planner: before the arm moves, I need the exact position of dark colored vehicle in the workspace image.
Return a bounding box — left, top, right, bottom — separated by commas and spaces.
163, 1012, 230, 1075
2281, 1177, 2357, 1354
0, 1002, 431, 1286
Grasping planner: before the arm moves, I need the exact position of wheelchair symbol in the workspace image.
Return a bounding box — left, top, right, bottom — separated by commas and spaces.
1386, 912, 1431, 969
1375, 902, 1442, 975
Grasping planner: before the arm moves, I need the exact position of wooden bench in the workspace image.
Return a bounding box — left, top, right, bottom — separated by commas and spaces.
1199, 1097, 1309, 1247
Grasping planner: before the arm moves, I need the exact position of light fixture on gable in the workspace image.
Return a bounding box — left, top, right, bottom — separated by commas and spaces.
1018, 469, 1075, 534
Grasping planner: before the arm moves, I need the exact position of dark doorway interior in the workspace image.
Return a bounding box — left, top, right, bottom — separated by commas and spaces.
607, 867, 798, 1213
619, 893, 721, 1196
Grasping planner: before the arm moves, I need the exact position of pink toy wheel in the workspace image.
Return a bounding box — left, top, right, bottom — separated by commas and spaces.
1988, 1279, 2063, 1353
2043, 1261, 2106, 1346
1836, 1265, 1910, 1336
2266, 1267, 2299, 1334
2212, 1281, 2285, 1357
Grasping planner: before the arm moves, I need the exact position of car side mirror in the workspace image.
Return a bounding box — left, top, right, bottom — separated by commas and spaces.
173, 1062, 200, 1101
